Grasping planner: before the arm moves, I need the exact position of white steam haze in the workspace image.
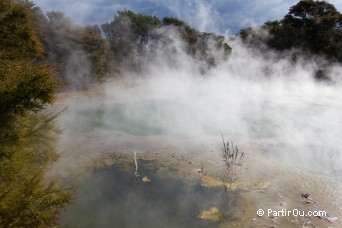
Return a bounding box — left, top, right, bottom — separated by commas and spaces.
56, 23, 342, 179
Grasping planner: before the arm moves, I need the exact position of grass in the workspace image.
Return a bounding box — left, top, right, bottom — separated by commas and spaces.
221, 133, 247, 168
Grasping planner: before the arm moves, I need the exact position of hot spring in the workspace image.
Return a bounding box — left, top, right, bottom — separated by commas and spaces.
51, 74, 342, 227
51, 42, 342, 227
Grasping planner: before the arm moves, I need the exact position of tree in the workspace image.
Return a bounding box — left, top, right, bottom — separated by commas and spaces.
0, 60, 55, 117
241, 0, 342, 62
101, 10, 231, 73
282, 0, 342, 56
0, 1, 71, 226
0, 0, 56, 119
28, 7, 108, 88
78, 25, 107, 78
101, 10, 162, 71
0, 0, 43, 60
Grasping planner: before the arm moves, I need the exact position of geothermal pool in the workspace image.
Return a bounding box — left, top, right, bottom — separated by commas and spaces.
60, 162, 239, 228
53, 78, 342, 227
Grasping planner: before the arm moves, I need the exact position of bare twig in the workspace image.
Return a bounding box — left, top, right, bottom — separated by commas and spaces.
134, 151, 138, 175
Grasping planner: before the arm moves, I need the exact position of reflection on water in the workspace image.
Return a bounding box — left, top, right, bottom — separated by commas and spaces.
60, 164, 241, 228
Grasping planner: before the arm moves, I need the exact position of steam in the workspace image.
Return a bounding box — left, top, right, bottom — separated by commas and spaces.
55, 25, 342, 179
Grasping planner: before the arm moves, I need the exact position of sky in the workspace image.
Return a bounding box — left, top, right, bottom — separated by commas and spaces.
33, 0, 342, 35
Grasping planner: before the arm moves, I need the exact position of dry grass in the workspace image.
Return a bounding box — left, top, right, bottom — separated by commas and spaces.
221, 133, 247, 168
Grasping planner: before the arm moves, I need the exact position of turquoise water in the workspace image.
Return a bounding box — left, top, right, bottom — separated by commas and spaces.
62, 100, 220, 136
59, 95, 342, 174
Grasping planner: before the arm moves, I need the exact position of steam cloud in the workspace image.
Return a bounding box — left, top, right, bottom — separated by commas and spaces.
56, 23, 342, 178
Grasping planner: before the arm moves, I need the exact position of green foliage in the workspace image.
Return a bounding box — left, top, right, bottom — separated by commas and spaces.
0, 112, 60, 186
16, 6, 232, 82
0, 60, 56, 117
79, 25, 107, 78
102, 10, 231, 73
0, 1, 71, 226
101, 10, 162, 49
0, 172, 72, 227
101, 10, 161, 71
287, 0, 339, 20
273, 0, 342, 57
162, 17, 195, 35
0, 112, 72, 227
29, 9, 107, 87
117, 10, 161, 35
0, 0, 56, 119
0, 0, 43, 60
162, 17, 198, 46
162, 17, 189, 27
240, 0, 342, 62
36, 11, 80, 83
263, 21, 297, 50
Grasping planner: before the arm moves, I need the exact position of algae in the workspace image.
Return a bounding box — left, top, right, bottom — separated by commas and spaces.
142, 176, 151, 182
201, 176, 242, 191
198, 207, 222, 221
201, 176, 226, 187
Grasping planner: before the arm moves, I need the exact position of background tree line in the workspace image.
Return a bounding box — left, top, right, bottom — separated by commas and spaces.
240, 0, 342, 80
27, 0, 342, 86
28, 5, 231, 89
16, 0, 342, 89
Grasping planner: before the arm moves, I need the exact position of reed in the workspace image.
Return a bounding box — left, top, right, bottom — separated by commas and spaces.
221, 133, 247, 167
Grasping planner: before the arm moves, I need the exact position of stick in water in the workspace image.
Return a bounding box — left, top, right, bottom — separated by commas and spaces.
134, 151, 138, 175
